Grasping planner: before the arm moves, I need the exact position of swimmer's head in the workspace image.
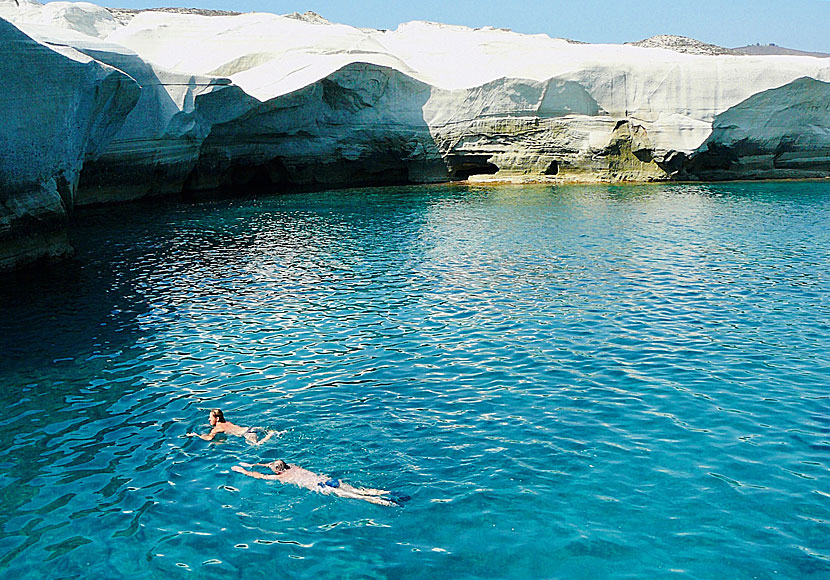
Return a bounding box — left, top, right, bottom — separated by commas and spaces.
268, 460, 289, 473
209, 409, 226, 425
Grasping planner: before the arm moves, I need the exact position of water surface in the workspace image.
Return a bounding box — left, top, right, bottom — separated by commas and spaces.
1, 182, 829, 579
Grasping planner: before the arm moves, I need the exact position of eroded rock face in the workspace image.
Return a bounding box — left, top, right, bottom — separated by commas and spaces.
101, 9, 830, 187
0, 16, 139, 270
186, 63, 447, 192
685, 77, 830, 180
424, 78, 673, 182
426, 78, 607, 179
73, 56, 234, 205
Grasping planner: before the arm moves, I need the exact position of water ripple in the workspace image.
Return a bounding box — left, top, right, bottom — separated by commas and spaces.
1, 182, 829, 579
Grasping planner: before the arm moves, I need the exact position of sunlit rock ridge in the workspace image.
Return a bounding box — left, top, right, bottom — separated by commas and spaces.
1, 0, 830, 269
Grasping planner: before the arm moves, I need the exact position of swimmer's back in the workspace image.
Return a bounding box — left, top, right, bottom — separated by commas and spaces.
277, 465, 327, 489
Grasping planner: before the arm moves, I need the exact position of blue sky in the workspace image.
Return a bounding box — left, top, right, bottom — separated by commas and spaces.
97, 0, 830, 52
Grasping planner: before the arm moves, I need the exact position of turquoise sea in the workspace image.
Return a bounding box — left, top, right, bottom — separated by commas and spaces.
1, 182, 829, 579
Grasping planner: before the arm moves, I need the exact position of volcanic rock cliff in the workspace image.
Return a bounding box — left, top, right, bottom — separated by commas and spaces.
0, 12, 139, 270
1, 0, 829, 270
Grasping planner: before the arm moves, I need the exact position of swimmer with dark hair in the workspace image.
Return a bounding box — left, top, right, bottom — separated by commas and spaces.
232, 460, 408, 507
187, 409, 279, 445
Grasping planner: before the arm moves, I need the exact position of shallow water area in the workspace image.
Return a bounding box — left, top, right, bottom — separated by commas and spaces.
1, 181, 829, 579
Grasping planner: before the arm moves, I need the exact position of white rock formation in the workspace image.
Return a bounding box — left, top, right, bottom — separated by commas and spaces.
102, 11, 830, 179
101, 10, 443, 191
1, 1, 237, 204
2, 0, 830, 269
688, 77, 830, 179
0, 0, 117, 37
0, 12, 138, 269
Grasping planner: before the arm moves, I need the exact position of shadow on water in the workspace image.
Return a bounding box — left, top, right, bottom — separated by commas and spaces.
0, 234, 153, 575
0, 193, 199, 380
0, 183, 448, 377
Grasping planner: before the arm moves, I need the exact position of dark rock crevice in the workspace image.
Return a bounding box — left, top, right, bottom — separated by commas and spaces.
446, 155, 500, 180
182, 156, 291, 196
544, 160, 559, 175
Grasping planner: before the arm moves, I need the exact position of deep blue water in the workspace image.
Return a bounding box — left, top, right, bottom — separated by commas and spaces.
1, 182, 829, 579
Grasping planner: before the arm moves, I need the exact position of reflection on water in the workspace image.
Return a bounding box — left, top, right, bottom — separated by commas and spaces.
1, 182, 829, 579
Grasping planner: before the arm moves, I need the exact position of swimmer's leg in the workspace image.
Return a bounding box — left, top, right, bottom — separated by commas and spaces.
361, 495, 396, 507
252, 430, 280, 446
332, 487, 396, 507
334, 483, 397, 505
354, 487, 390, 496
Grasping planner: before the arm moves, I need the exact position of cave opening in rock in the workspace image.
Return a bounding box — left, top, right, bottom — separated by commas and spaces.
183, 156, 291, 196
451, 162, 499, 180
544, 160, 559, 175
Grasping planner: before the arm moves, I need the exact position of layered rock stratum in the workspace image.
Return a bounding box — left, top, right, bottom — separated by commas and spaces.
1, 0, 829, 270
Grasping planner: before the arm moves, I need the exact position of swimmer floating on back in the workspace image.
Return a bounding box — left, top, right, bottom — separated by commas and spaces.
187, 408, 279, 446
232, 460, 409, 507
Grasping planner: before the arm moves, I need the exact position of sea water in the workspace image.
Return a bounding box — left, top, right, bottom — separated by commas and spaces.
0, 182, 828, 579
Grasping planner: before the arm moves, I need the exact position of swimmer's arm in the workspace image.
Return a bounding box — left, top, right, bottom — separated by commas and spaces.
232, 465, 279, 480
186, 426, 220, 440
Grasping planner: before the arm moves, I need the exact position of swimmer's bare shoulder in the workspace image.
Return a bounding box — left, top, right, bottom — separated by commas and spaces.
186, 409, 274, 443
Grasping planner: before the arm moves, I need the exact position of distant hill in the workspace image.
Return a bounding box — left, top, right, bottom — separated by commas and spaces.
627, 36, 830, 58
627, 35, 739, 55
732, 44, 830, 58
107, 7, 241, 25
283, 11, 331, 25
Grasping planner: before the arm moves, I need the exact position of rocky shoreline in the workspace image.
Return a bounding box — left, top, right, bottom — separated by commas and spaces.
1, 0, 829, 270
